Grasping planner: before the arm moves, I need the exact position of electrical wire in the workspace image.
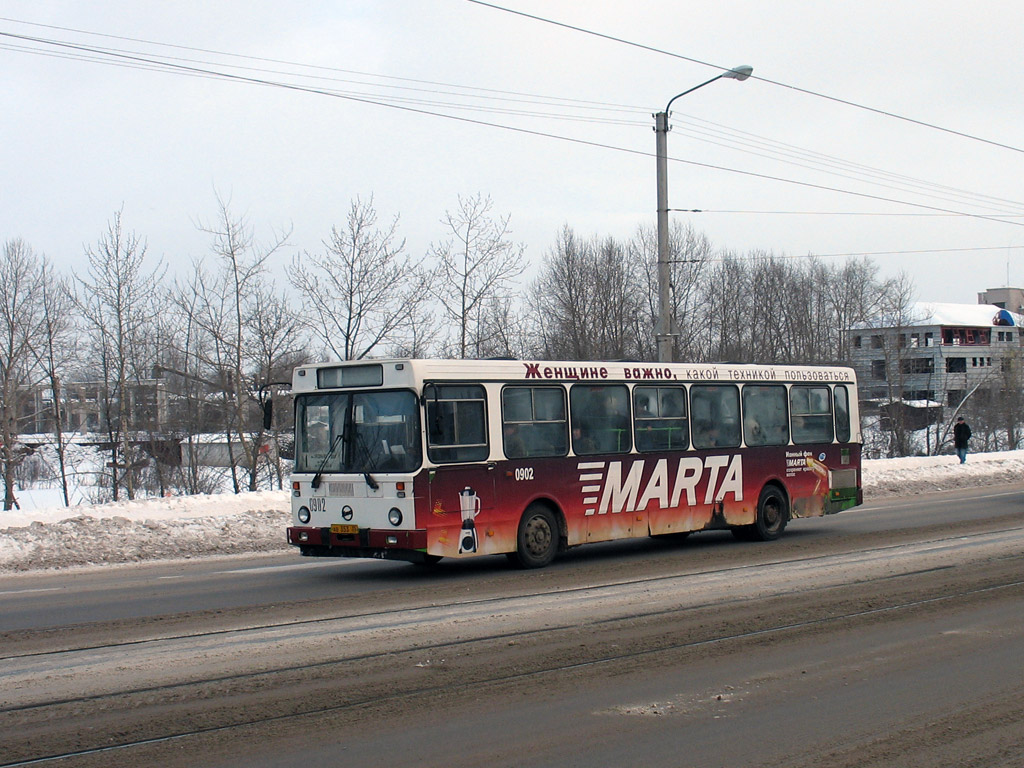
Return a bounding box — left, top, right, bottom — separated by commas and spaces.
466, 0, 1024, 156
4, 20, 1024, 216
2, 26, 1023, 229
676, 209, 1024, 217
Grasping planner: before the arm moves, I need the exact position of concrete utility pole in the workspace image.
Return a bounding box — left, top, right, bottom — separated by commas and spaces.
654, 65, 753, 363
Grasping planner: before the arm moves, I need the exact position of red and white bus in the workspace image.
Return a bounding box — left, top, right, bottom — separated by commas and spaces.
286, 359, 862, 568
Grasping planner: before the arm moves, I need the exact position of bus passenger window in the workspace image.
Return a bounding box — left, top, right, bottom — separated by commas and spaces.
742, 385, 789, 446
426, 384, 489, 463
834, 385, 851, 442
634, 386, 689, 452
790, 385, 835, 444
690, 385, 741, 449
570, 385, 631, 455
501, 386, 568, 459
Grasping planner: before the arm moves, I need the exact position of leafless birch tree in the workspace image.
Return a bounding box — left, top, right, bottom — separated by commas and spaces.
431, 194, 526, 358
74, 211, 165, 501
0, 239, 52, 511
288, 196, 432, 361
195, 198, 291, 492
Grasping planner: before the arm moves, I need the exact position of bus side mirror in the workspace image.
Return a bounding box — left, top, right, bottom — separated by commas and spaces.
263, 399, 273, 430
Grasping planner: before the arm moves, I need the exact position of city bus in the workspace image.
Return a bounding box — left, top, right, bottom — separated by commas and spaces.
286, 359, 862, 568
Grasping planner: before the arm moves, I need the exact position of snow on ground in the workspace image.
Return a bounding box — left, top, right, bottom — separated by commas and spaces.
1, 451, 1022, 573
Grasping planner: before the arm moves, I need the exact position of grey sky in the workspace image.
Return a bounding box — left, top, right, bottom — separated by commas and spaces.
3, 1, 1023, 304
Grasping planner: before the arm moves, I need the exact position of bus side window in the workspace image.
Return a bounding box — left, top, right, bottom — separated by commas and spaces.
790, 385, 835, 444
570, 385, 631, 455
634, 386, 689, 452
690, 385, 741, 449
501, 386, 568, 459
834, 385, 851, 442
742, 385, 789, 447
425, 384, 489, 463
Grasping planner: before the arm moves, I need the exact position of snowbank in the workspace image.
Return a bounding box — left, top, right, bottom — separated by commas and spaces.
1, 451, 1022, 573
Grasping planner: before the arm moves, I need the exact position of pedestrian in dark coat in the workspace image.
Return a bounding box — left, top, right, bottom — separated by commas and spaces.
953, 416, 972, 464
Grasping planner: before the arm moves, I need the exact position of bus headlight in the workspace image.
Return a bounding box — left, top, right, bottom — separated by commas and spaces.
297, 506, 311, 524
388, 508, 403, 526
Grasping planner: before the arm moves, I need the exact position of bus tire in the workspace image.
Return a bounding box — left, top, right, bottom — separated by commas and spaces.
734, 485, 789, 541
509, 504, 559, 569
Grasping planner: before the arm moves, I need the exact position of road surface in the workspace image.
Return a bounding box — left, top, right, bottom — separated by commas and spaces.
1, 484, 1023, 767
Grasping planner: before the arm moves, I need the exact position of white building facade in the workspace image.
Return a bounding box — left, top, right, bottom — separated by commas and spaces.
850, 296, 1024, 417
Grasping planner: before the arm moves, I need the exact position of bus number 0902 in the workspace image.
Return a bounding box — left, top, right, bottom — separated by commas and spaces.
514, 467, 534, 481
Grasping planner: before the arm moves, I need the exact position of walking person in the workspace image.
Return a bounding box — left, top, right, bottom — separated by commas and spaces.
953, 416, 972, 464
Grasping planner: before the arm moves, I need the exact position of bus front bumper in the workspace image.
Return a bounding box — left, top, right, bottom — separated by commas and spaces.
287, 526, 430, 561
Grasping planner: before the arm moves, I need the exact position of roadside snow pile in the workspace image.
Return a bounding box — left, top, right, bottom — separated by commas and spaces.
1, 451, 1022, 573
863, 450, 1024, 498
0, 491, 289, 573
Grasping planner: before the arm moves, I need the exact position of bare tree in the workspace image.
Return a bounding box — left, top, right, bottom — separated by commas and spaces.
35, 261, 76, 507
0, 239, 51, 511
531, 227, 643, 360
245, 285, 308, 488
165, 262, 227, 495
632, 222, 713, 362
472, 295, 531, 359
872, 272, 920, 457
289, 196, 433, 361
531, 226, 597, 359
431, 194, 526, 358
74, 211, 165, 501
826, 258, 884, 363
195, 197, 290, 492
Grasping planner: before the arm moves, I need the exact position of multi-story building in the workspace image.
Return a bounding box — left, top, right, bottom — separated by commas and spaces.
849, 292, 1024, 424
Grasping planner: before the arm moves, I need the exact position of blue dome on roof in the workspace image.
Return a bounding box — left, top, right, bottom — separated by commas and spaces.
994, 308, 1016, 326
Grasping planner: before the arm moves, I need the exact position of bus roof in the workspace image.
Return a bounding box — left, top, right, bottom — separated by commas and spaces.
292, 359, 857, 392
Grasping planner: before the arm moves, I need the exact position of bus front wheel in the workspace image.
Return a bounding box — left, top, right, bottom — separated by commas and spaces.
734, 485, 788, 541
509, 504, 559, 569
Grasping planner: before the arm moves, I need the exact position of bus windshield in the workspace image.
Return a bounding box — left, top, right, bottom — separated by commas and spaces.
294, 390, 421, 474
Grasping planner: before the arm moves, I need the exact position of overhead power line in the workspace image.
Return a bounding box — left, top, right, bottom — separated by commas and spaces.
4, 18, 1024, 216
675, 209, 1024, 218
2, 25, 1024, 228
466, 0, 1024, 156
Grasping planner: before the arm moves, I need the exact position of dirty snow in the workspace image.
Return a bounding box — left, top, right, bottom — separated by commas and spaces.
1, 451, 1022, 573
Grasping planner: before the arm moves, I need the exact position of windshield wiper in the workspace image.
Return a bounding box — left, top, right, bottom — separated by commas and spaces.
363, 471, 380, 491
311, 433, 343, 490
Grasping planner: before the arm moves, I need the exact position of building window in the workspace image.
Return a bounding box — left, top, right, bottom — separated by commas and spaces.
871, 360, 887, 380
901, 358, 933, 374
871, 335, 884, 349
853, 335, 862, 348
946, 357, 966, 373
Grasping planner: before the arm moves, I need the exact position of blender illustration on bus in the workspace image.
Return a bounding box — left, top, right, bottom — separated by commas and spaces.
458, 486, 482, 554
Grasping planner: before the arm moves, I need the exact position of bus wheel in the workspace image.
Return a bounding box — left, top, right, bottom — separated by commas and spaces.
733, 485, 789, 541
510, 504, 559, 569
752, 485, 788, 540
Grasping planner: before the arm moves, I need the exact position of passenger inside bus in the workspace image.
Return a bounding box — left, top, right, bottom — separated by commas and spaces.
570, 385, 631, 454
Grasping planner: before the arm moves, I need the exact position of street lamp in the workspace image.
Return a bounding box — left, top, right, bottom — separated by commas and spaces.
655, 65, 753, 363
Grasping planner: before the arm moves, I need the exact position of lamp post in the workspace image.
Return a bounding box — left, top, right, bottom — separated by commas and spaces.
655, 65, 753, 363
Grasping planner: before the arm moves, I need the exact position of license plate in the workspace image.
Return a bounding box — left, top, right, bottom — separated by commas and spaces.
328, 481, 354, 496
331, 524, 359, 535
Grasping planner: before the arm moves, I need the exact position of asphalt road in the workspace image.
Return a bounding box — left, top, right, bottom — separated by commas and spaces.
2, 484, 1023, 767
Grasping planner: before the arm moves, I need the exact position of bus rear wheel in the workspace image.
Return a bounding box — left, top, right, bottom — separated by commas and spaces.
509, 504, 559, 569
733, 485, 789, 541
